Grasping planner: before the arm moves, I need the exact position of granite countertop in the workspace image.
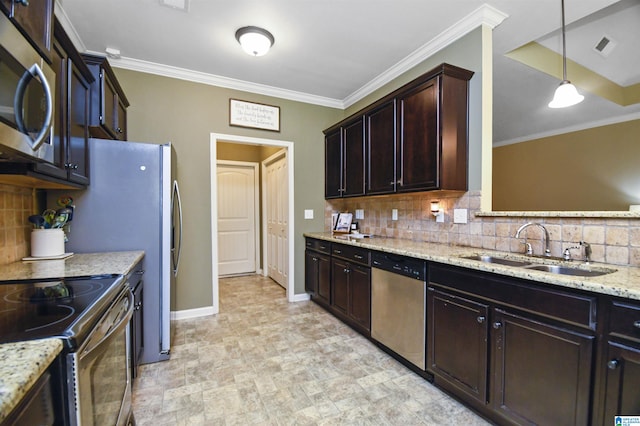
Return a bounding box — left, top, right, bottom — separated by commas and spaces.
0, 251, 145, 281
305, 232, 640, 301
0, 339, 63, 423
0, 251, 144, 421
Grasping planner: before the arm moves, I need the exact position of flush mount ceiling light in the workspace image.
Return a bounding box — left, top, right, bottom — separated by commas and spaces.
548, 0, 584, 108
235, 26, 275, 57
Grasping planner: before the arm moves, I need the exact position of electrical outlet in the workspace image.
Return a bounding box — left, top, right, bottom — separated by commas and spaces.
355, 209, 365, 220
392, 209, 398, 221
304, 209, 314, 219
454, 208, 468, 224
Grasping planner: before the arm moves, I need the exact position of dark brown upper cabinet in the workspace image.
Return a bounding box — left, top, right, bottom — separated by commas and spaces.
366, 99, 396, 195
1, 0, 53, 60
33, 20, 92, 186
82, 54, 130, 141
324, 63, 473, 199
324, 117, 366, 199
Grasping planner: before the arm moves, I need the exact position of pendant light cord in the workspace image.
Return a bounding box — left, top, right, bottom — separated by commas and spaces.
561, 0, 567, 81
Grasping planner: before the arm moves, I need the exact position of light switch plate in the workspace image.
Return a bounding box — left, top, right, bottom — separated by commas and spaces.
355, 209, 364, 220
392, 209, 398, 221
454, 208, 468, 224
304, 209, 314, 219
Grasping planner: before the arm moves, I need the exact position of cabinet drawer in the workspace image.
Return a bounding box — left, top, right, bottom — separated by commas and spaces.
305, 238, 331, 254
609, 300, 640, 343
430, 264, 597, 330
332, 244, 370, 266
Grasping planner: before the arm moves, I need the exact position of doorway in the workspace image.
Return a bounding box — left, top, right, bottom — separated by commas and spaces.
210, 133, 295, 314
216, 161, 260, 276
263, 150, 288, 288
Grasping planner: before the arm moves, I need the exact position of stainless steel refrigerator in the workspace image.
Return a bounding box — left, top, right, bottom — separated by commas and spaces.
52, 138, 182, 365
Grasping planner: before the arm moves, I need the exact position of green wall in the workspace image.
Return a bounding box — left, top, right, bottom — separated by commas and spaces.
114, 69, 342, 310
113, 26, 483, 312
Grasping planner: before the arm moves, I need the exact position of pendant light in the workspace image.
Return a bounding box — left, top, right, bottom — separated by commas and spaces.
235, 26, 275, 57
548, 0, 584, 108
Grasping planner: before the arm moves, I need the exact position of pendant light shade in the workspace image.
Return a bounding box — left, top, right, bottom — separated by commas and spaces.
549, 80, 584, 108
235, 26, 274, 57
548, 0, 584, 108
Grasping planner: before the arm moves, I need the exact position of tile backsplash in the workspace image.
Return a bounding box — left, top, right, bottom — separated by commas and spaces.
0, 184, 34, 265
326, 191, 640, 267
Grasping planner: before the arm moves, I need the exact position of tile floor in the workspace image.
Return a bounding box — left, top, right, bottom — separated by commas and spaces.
132, 274, 492, 425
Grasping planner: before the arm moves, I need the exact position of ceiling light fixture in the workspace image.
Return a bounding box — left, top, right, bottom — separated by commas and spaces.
235, 26, 274, 57
548, 0, 584, 108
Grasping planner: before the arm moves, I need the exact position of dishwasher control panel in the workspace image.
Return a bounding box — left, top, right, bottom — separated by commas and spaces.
371, 252, 426, 281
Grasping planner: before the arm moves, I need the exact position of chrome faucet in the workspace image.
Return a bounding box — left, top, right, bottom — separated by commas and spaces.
514, 222, 551, 257
563, 241, 592, 263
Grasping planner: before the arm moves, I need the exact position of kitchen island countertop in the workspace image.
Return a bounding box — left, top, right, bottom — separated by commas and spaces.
0, 251, 145, 281
0, 338, 63, 423
305, 232, 640, 301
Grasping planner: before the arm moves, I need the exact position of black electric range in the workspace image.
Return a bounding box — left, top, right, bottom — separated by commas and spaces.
0, 274, 125, 350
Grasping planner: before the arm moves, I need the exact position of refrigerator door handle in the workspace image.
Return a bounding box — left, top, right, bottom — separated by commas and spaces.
171, 180, 183, 277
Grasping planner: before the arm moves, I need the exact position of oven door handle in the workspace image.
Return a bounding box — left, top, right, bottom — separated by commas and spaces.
14, 63, 53, 151
79, 288, 134, 361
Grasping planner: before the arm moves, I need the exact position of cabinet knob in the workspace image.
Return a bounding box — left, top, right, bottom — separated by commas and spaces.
477, 316, 485, 324
116, 127, 123, 134
607, 359, 619, 370
633, 320, 640, 329
344, 268, 350, 273
13, 0, 29, 6
493, 322, 502, 329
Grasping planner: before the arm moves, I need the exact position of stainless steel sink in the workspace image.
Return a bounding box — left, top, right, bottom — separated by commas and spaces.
523, 264, 615, 277
462, 255, 531, 267
461, 254, 616, 277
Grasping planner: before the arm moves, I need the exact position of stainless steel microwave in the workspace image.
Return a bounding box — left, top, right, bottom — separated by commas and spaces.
0, 11, 54, 163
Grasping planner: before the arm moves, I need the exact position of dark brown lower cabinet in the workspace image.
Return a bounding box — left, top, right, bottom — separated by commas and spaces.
330, 257, 371, 332
427, 287, 489, 404
602, 341, 640, 420
305, 250, 331, 306
492, 309, 594, 426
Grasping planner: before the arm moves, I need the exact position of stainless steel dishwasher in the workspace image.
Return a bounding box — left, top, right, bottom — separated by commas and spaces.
371, 252, 427, 370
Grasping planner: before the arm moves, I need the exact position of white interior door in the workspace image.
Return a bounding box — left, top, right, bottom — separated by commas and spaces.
217, 162, 259, 276
264, 151, 288, 288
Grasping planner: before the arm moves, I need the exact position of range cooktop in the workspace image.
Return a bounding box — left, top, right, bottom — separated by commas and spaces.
0, 275, 124, 350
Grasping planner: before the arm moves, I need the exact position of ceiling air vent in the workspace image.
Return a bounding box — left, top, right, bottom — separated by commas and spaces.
593, 35, 617, 57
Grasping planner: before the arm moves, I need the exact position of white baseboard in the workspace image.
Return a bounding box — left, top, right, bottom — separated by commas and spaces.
171, 306, 216, 321
290, 292, 311, 302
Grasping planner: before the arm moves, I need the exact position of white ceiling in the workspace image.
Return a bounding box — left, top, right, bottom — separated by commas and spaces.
55, 0, 638, 144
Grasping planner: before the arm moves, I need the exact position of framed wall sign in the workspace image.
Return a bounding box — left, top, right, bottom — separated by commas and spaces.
229, 99, 280, 132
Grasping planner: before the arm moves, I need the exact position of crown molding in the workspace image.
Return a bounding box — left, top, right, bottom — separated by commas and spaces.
54, 0, 86, 53
342, 3, 508, 108
96, 53, 345, 109
57, 3, 507, 110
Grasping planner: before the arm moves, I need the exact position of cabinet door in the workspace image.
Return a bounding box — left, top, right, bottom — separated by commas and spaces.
342, 118, 365, 197
366, 100, 396, 195
115, 97, 127, 140
348, 264, 370, 331
102, 72, 117, 135
492, 309, 594, 425
6, 0, 53, 58
34, 38, 68, 179
331, 258, 349, 315
131, 281, 144, 378
67, 60, 90, 184
324, 130, 343, 199
305, 250, 317, 295
602, 341, 640, 420
427, 287, 489, 403
317, 253, 331, 306
397, 78, 439, 192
